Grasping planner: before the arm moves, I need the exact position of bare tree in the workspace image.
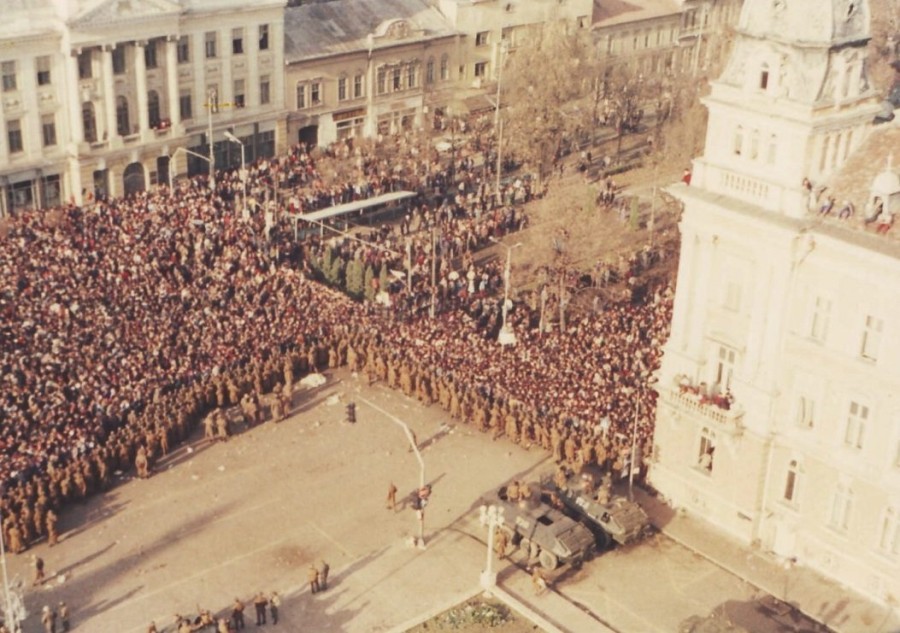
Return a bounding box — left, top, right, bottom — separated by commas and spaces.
500, 22, 592, 186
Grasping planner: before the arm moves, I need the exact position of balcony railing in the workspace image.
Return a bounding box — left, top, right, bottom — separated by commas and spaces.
667, 386, 745, 435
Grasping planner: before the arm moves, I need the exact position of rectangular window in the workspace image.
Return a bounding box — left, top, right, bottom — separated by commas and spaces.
440, 57, 449, 81
179, 91, 192, 120
407, 64, 417, 89
205, 32, 217, 59
878, 508, 900, 556
474, 62, 487, 78
311, 82, 320, 105
7, 119, 23, 153
828, 485, 852, 532
844, 401, 868, 450
353, 74, 363, 98
860, 315, 883, 361
36, 56, 51, 86
296, 84, 306, 109
177, 36, 190, 64
810, 296, 831, 342
715, 345, 736, 390
475, 31, 490, 47
78, 50, 92, 79
233, 79, 245, 108
337, 77, 347, 101
392, 67, 401, 90
2, 61, 17, 91
112, 47, 125, 75
144, 42, 158, 69
41, 114, 56, 147
259, 75, 270, 105
232, 28, 244, 55
697, 427, 715, 472
258, 24, 270, 51
783, 460, 799, 503
796, 395, 815, 429
426, 60, 435, 84
377, 68, 386, 94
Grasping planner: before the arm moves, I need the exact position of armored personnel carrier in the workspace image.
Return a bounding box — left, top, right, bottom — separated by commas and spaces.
542, 471, 651, 549
488, 483, 596, 570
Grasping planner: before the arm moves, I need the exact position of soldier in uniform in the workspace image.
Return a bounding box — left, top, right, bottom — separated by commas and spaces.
32, 554, 45, 586
494, 526, 508, 558
386, 482, 398, 511
46, 509, 59, 547
253, 592, 268, 625
7, 521, 23, 554
216, 412, 229, 441
231, 597, 245, 630
316, 559, 330, 591
134, 446, 150, 479
307, 564, 320, 594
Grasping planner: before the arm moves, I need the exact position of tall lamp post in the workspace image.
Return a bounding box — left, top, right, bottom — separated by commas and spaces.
170, 146, 211, 190
490, 237, 522, 346
494, 39, 510, 203
223, 131, 247, 219
359, 396, 428, 548
478, 504, 505, 591
206, 88, 217, 190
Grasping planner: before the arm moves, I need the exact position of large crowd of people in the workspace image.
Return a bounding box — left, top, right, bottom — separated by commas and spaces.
0, 127, 672, 570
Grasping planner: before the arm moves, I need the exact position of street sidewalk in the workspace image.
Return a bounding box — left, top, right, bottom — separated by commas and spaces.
633, 487, 900, 633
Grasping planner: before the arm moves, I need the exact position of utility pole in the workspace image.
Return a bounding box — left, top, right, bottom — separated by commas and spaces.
206, 88, 217, 190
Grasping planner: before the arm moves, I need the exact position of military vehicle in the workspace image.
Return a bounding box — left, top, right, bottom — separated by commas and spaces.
488, 483, 596, 570
542, 471, 651, 549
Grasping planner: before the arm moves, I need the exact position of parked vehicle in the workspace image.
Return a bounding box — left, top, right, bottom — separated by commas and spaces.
487, 483, 596, 570
542, 472, 651, 549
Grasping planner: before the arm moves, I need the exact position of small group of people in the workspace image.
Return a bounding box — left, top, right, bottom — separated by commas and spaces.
150, 591, 281, 633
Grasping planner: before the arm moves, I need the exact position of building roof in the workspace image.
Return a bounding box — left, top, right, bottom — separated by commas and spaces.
828, 121, 900, 209
739, 0, 871, 46
284, 0, 457, 64
592, 0, 681, 30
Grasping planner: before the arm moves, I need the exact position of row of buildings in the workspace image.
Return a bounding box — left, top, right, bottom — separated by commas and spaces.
0, 0, 740, 214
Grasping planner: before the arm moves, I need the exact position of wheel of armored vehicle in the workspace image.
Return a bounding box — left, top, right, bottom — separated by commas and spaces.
539, 549, 559, 570
593, 525, 612, 550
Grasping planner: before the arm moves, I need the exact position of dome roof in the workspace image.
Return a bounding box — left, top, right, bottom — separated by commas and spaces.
739, 0, 870, 46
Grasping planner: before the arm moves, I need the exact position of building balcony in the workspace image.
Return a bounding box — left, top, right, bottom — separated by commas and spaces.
666, 383, 745, 436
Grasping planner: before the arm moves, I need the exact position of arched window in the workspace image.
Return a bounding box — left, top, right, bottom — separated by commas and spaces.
767, 133, 777, 164
116, 95, 130, 136
440, 54, 449, 81
783, 459, 800, 503
147, 90, 161, 128
426, 57, 435, 84
749, 129, 760, 160
82, 102, 97, 143
733, 125, 743, 156
879, 506, 900, 556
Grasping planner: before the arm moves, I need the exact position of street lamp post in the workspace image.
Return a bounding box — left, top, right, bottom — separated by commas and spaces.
494, 40, 510, 204
478, 504, 505, 591
359, 397, 428, 548
170, 146, 211, 189
223, 131, 247, 219
206, 88, 217, 190
490, 237, 522, 346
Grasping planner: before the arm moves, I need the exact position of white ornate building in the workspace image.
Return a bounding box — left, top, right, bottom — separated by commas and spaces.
0, 0, 286, 213
650, 0, 900, 608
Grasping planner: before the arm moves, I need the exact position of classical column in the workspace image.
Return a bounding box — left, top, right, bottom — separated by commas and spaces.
102, 45, 117, 139
66, 52, 84, 144
134, 41, 150, 135
165, 36, 180, 127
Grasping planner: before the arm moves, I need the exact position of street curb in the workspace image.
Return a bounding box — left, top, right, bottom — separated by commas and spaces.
386, 585, 483, 633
